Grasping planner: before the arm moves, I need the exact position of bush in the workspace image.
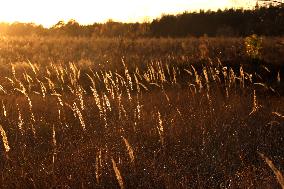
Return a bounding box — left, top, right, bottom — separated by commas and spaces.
244, 34, 263, 60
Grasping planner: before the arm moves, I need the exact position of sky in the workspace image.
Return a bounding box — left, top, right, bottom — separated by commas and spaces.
0, 0, 254, 28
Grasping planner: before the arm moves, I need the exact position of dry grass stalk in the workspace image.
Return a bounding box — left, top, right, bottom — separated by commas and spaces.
134, 74, 141, 93
28, 61, 38, 75
229, 68, 236, 87
157, 62, 166, 83
88, 75, 104, 117
111, 158, 124, 189
250, 90, 261, 115
203, 68, 210, 91
52, 125, 57, 172
161, 85, 170, 103
122, 59, 133, 91
125, 86, 132, 102
57, 96, 64, 107
72, 102, 86, 131
45, 77, 56, 93
14, 81, 35, 134
192, 66, 203, 92
117, 94, 127, 120
52, 125, 56, 148
36, 78, 47, 99
101, 99, 109, 128
157, 111, 164, 146
222, 67, 230, 98
122, 136, 135, 163
103, 94, 112, 112
11, 64, 16, 78
2, 100, 7, 117
95, 150, 102, 184
272, 112, 284, 119
17, 105, 24, 135
0, 84, 6, 94
136, 95, 142, 120
258, 152, 284, 189
77, 87, 85, 110
172, 67, 177, 84
0, 124, 10, 152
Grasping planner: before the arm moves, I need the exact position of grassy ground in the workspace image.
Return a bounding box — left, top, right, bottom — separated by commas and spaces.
0, 36, 283, 188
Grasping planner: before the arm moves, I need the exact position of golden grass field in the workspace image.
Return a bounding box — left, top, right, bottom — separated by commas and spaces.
0, 36, 283, 188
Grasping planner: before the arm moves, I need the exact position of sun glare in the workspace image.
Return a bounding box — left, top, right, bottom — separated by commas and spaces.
0, 0, 241, 28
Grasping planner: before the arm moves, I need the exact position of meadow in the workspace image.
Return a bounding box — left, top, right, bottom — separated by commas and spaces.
0, 36, 283, 188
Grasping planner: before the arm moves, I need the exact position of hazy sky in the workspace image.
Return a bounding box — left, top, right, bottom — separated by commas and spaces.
0, 0, 253, 27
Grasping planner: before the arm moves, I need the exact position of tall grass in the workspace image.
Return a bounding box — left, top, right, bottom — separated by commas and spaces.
0, 36, 283, 188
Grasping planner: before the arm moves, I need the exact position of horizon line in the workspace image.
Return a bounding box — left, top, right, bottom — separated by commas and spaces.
0, 5, 256, 29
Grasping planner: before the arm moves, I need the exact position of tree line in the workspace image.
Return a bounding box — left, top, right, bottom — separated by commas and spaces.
0, 5, 283, 38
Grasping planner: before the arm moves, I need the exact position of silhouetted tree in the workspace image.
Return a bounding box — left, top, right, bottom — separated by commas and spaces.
150, 5, 284, 37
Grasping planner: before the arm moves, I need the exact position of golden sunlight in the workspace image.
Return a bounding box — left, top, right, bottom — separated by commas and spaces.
0, 0, 250, 27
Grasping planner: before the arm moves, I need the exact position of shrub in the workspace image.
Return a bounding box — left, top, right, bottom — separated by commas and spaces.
244, 34, 263, 60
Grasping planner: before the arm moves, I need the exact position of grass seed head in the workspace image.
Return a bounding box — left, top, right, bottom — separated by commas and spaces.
112, 158, 124, 189
0, 124, 10, 152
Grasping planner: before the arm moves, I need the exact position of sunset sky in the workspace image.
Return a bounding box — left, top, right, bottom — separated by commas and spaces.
0, 0, 254, 28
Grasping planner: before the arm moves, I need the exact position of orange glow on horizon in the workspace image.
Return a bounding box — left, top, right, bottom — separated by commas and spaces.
0, 0, 252, 28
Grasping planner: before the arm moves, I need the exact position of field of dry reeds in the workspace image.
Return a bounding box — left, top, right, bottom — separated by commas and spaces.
0, 36, 283, 188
